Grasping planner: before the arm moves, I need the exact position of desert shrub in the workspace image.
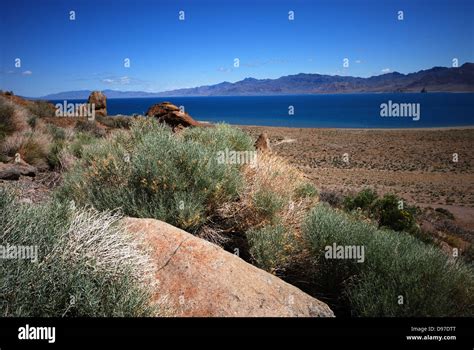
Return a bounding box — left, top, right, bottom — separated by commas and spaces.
17, 132, 51, 168
319, 189, 344, 207
0, 189, 158, 317
303, 204, 374, 295
220, 152, 318, 233
253, 189, 285, 223
434, 219, 472, 238
58, 119, 246, 232
371, 194, 418, 233
27, 115, 39, 129
343, 188, 378, 211
435, 207, 456, 220
0, 98, 29, 136
247, 224, 297, 272
0, 98, 53, 167
303, 204, 474, 316
45, 125, 70, 169
75, 119, 105, 137
1, 131, 51, 168
411, 228, 436, 245
67, 132, 97, 158
0, 133, 25, 158
26, 100, 56, 118
443, 234, 466, 249
0, 100, 16, 135
462, 245, 474, 265
96, 115, 133, 129
50, 131, 97, 172
183, 124, 254, 153
47, 139, 65, 169
294, 182, 318, 199
239, 158, 319, 275
46, 124, 67, 141
342, 189, 420, 235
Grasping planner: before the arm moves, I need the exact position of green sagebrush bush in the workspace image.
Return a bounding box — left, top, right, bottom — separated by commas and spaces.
344, 189, 419, 235
57, 119, 254, 232
343, 188, 378, 211
303, 204, 474, 317
246, 224, 295, 272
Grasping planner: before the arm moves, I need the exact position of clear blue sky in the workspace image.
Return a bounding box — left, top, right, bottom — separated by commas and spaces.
1, 0, 473, 97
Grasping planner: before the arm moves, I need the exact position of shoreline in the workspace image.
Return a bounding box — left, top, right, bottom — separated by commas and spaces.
106, 116, 474, 131
229, 123, 474, 131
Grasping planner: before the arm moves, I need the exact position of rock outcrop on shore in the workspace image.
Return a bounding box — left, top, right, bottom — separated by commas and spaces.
88, 91, 107, 117
255, 132, 272, 153
145, 102, 200, 131
124, 217, 335, 317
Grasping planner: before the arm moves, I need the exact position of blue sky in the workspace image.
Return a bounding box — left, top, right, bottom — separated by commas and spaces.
1, 0, 473, 97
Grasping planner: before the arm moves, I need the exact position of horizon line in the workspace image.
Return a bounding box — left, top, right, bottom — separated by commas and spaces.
18, 62, 473, 98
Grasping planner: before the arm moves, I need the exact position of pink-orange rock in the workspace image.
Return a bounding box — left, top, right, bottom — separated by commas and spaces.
88, 91, 107, 117
124, 218, 335, 317
145, 102, 200, 130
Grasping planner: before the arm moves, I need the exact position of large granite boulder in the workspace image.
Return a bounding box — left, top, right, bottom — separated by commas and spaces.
124, 217, 335, 317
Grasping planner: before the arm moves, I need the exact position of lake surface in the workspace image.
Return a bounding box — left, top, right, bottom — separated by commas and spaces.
50, 93, 474, 128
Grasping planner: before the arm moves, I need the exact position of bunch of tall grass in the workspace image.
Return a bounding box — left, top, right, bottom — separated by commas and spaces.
25, 100, 56, 118
220, 152, 318, 232
0, 97, 29, 137
0, 189, 158, 317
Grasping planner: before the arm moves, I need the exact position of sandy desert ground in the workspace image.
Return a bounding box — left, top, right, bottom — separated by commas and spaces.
240, 126, 474, 230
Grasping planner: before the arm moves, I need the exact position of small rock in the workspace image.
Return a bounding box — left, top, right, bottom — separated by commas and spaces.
0, 163, 21, 180
0, 162, 36, 180
255, 132, 272, 153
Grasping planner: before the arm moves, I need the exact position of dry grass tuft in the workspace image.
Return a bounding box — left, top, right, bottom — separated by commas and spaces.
1, 131, 52, 168
0, 97, 57, 168
57, 207, 157, 285
0, 97, 30, 135
58, 147, 78, 171
218, 152, 318, 234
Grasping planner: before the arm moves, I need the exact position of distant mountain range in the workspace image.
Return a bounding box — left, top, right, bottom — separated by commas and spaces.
39, 63, 474, 99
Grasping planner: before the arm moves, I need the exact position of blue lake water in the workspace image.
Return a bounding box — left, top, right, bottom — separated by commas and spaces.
50, 93, 474, 128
